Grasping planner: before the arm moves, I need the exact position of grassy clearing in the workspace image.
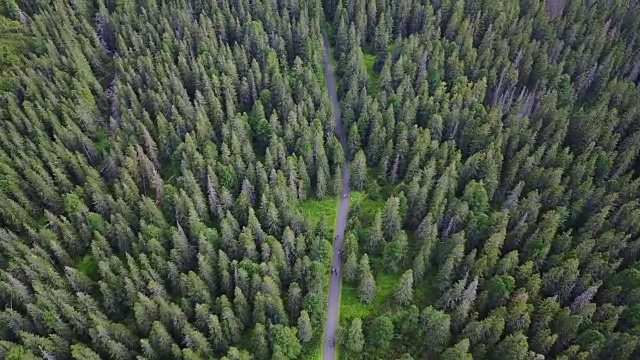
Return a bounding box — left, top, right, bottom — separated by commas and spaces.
340, 272, 402, 323
94, 128, 111, 155
299, 191, 368, 227
77, 254, 98, 279
299, 195, 340, 226
300, 187, 408, 358
362, 52, 379, 90
337, 272, 402, 360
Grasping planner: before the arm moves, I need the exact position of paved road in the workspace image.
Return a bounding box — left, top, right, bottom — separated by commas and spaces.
321, 30, 350, 360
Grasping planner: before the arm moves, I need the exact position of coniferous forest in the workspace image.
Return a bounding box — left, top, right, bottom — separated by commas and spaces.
1, 0, 640, 359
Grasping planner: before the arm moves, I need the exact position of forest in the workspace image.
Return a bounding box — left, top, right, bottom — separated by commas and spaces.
0, 0, 640, 359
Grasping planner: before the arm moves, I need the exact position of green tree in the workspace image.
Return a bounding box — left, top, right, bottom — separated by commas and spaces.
270, 324, 301, 359
366, 211, 385, 254
492, 332, 529, 360
358, 271, 376, 304
382, 196, 402, 240
351, 149, 367, 190
345, 318, 365, 353
440, 338, 473, 360
343, 251, 359, 283
297, 310, 313, 343
421, 306, 451, 353
368, 315, 394, 348
395, 270, 414, 306
70, 344, 101, 360
251, 323, 270, 360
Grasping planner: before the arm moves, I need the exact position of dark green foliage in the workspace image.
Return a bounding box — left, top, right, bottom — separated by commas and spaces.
368, 315, 394, 348
0, 0, 640, 358
324, 0, 640, 357
0, 0, 331, 358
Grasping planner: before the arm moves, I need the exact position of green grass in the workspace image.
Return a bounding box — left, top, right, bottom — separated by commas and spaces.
299, 195, 340, 227
300, 190, 378, 360
77, 254, 98, 279
351, 192, 385, 222
340, 272, 402, 323
304, 185, 436, 359
299, 191, 368, 227
94, 128, 111, 156
362, 52, 378, 90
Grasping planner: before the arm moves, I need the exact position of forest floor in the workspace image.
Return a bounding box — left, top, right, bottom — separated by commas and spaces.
363, 52, 378, 90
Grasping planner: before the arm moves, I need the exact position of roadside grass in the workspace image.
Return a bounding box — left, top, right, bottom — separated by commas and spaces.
299, 190, 366, 360
301, 178, 431, 359
299, 191, 368, 227
299, 195, 340, 227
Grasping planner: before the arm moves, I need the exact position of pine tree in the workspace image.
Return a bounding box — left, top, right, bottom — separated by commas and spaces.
421, 307, 451, 353
297, 310, 313, 343
357, 254, 376, 303
331, 165, 343, 196
345, 318, 364, 353
343, 252, 359, 283
492, 332, 529, 360
234, 287, 251, 329
440, 339, 473, 360
358, 271, 376, 304
395, 270, 414, 306
366, 211, 385, 254
251, 323, 270, 360
270, 324, 301, 359
351, 149, 367, 190
368, 315, 394, 348
382, 196, 402, 240
316, 167, 327, 199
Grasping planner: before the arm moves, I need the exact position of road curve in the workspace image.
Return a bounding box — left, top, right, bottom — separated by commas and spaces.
321, 30, 350, 360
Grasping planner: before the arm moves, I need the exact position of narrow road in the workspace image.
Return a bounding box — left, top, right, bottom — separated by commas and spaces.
321, 30, 350, 360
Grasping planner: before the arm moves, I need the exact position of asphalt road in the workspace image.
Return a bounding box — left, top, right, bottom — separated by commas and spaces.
321, 30, 350, 360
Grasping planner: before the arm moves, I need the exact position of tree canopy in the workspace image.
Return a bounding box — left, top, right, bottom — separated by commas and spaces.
0, 0, 640, 359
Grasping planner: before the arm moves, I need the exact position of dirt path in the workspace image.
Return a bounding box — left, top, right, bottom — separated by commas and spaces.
321, 30, 350, 360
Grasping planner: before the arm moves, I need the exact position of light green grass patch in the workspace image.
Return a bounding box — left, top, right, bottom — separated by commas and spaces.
340, 272, 402, 322
299, 196, 339, 227
299, 191, 366, 227
363, 52, 378, 90
94, 128, 111, 155
77, 254, 98, 279
355, 194, 385, 221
